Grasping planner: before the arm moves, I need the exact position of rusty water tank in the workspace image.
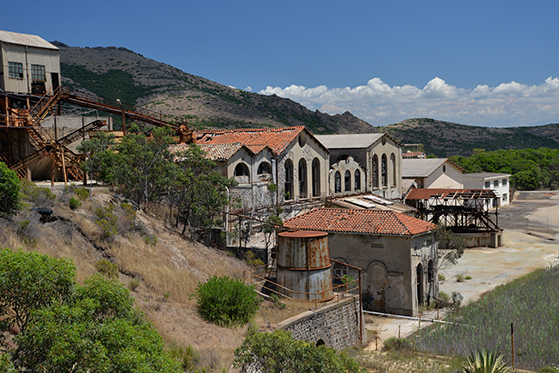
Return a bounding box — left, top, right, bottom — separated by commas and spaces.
277, 230, 334, 301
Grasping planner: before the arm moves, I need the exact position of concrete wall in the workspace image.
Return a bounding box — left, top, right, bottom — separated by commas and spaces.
366, 136, 402, 199
463, 174, 511, 207
328, 232, 437, 316
278, 296, 364, 350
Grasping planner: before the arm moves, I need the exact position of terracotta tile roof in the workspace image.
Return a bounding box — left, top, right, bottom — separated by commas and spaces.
194, 126, 306, 156
405, 188, 496, 200
169, 142, 249, 162
284, 208, 436, 236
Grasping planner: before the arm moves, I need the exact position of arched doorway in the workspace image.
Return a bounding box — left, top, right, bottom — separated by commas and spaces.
416, 263, 424, 306
366, 262, 388, 312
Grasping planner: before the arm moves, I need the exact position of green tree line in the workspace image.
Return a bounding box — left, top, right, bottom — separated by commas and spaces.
450, 148, 559, 190
78, 125, 236, 243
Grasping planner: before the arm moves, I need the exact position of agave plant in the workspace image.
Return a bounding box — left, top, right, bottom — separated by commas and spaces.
461, 350, 512, 373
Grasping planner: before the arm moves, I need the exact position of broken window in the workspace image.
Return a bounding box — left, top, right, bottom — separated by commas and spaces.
354, 169, 361, 191
298, 159, 307, 198
344, 170, 351, 192
371, 155, 379, 188
284, 159, 293, 200
8, 62, 23, 79
334, 171, 341, 193
312, 158, 320, 197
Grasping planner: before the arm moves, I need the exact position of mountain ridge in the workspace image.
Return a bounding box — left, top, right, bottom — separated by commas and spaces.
58, 44, 376, 135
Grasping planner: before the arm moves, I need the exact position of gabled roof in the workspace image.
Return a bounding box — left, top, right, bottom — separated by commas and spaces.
405, 188, 496, 200
315, 132, 401, 149
0, 30, 58, 50
284, 208, 436, 236
194, 126, 325, 157
402, 158, 465, 178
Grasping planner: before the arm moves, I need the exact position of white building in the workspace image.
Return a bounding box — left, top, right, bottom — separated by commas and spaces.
402, 158, 465, 190
462, 173, 511, 207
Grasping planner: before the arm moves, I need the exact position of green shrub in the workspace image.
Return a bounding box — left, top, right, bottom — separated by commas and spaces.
169, 345, 200, 372
438, 274, 446, 281
20, 180, 56, 206
95, 259, 119, 278
383, 337, 412, 351
461, 350, 511, 373
194, 276, 260, 327
438, 291, 450, 303
456, 274, 465, 282
95, 205, 118, 237
69, 197, 81, 210
74, 187, 90, 200
0, 161, 21, 217
465, 275, 472, 280
128, 279, 140, 291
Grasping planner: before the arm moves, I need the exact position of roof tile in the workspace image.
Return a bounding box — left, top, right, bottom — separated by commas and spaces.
284, 208, 436, 236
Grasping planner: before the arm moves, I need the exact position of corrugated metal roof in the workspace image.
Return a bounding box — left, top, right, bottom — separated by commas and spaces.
462, 172, 511, 179
315, 133, 384, 149
402, 158, 465, 178
0, 30, 58, 50
284, 208, 436, 236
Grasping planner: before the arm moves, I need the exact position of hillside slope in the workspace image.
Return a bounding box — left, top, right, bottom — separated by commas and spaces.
55, 42, 375, 135
379, 118, 559, 157
0, 185, 304, 370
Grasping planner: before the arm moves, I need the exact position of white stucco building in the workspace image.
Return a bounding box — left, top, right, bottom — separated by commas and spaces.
462, 173, 511, 207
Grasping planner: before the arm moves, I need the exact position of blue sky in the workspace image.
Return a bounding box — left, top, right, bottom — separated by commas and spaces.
4, 0, 559, 127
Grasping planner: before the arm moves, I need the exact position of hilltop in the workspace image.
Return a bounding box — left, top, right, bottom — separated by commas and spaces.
379, 118, 559, 157
55, 42, 375, 135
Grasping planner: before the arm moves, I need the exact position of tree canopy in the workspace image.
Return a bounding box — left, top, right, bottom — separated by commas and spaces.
450, 147, 559, 190
0, 249, 181, 372
78, 126, 235, 244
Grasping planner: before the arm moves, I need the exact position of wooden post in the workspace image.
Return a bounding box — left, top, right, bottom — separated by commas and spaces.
511, 323, 515, 370
398, 325, 401, 338
61, 148, 67, 186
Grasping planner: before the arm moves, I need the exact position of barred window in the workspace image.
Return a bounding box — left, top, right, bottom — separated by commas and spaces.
31, 64, 46, 81
8, 62, 23, 79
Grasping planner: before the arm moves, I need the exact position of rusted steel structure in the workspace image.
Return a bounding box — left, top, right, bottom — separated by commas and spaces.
405, 188, 504, 247
0, 86, 191, 181
276, 230, 334, 301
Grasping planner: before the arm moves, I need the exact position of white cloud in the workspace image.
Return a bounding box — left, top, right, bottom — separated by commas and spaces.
259, 77, 559, 127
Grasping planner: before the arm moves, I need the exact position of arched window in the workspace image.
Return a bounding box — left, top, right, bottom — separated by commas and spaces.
381, 154, 387, 187
416, 263, 424, 306
234, 163, 249, 176
284, 159, 293, 200
334, 171, 341, 193
355, 169, 361, 191
371, 154, 379, 188
344, 170, 351, 193
257, 161, 272, 175
298, 159, 307, 199
390, 153, 396, 186
312, 158, 320, 197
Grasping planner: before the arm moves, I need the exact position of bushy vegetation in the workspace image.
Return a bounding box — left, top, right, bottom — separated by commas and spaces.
0, 248, 181, 372
234, 329, 365, 372
416, 264, 559, 371
451, 148, 559, 190
79, 126, 235, 244
0, 162, 21, 218
194, 276, 260, 327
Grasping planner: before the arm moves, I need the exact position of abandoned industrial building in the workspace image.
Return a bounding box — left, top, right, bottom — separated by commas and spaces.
0, 29, 186, 184
284, 208, 439, 316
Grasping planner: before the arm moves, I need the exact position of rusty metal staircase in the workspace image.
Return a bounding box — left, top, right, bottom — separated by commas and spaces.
9, 119, 107, 179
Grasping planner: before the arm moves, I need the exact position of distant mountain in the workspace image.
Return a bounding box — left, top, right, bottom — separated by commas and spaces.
378, 118, 559, 157
56, 43, 375, 135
